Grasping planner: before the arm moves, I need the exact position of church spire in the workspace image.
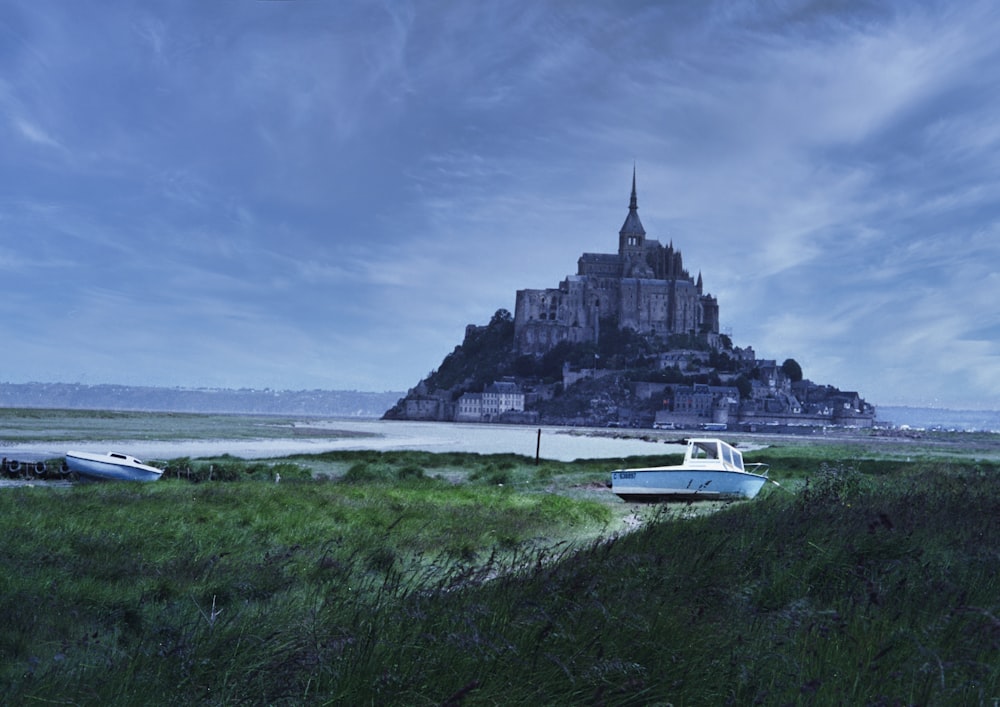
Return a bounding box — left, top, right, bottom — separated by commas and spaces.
619, 165, 645, 245
629, 164, 638, 211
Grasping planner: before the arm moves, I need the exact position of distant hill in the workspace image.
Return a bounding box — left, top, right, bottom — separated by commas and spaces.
877, 406, 1000, 433
0, 382, 403, 418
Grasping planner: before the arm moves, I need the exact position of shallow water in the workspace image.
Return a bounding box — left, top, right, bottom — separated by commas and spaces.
0, 478, 73, 489
2, 418, 680, 463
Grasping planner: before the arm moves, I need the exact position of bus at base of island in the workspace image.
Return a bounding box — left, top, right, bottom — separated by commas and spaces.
652, 421, 727, 431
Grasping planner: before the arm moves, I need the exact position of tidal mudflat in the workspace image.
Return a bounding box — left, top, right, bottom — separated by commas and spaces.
2, 409, 683, 462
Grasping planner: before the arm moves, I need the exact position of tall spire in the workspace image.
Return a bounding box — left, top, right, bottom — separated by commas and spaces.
629, 163, 638, 211
619, 164, 645, 240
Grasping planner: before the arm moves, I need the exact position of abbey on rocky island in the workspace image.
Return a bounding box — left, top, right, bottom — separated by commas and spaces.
514, 169, 720, 354
384, 167, 875, 430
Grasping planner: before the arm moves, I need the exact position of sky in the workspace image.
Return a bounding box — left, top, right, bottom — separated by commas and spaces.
2, 1, 999, 411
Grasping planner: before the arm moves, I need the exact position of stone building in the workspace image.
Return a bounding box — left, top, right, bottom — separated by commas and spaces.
455, 380, 525, 422
482, 380, 524, 417
514, 170, 720, 355
455, 393, 482, 421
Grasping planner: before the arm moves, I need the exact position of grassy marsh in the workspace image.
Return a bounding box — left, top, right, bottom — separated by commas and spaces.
0, 408, 378, 445
1, 427, 999, 704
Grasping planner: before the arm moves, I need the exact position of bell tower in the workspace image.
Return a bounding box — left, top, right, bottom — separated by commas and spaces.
618, 166, 646, 257
618, 166, 653, 278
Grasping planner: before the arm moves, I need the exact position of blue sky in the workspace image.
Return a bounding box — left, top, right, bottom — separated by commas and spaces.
2, 1, 999, 410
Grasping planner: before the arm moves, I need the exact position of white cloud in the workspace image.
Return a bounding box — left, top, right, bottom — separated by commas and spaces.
2, 0, 1000, 407
12, 115, 60, 148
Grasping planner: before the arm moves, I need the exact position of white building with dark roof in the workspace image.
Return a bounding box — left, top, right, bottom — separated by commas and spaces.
455, 380, 525, 421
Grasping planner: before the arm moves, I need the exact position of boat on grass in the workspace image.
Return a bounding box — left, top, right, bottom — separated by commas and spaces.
65, 451, 163, 482
610, 438, 768, 502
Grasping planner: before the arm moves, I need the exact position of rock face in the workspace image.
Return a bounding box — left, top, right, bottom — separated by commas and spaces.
385, 170, 874, 430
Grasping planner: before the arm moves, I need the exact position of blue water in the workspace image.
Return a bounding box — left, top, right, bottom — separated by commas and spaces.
876, 406, 1000, 433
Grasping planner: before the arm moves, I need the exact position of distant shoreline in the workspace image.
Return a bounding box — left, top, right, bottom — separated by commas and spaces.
3, 383, 999, 433
0, 382, 403, 418
875, 405, 1000, 433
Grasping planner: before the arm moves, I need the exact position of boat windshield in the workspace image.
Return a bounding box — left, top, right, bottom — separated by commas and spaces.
691, 440, 745, 471
690, 441, 718, 460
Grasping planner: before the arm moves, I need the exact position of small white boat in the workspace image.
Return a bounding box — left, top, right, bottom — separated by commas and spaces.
65, 451, 163, 482
611, 438, 768, 502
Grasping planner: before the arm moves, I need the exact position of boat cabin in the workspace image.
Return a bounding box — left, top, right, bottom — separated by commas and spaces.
684, 438, 746, 472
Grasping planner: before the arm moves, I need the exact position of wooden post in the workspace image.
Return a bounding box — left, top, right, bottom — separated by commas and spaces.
535, 428, 541, 465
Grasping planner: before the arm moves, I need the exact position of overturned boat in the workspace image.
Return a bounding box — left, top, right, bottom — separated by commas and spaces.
611, 438, 768, 502
65, 451, 163, 482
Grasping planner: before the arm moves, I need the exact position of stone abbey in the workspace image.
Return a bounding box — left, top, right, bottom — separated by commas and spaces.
386, 167, 874, 429
513, 170, 720, 354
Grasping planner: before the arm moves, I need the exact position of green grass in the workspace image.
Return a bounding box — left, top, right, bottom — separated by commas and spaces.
1, 449, 998, 704
0, 408, 379, 444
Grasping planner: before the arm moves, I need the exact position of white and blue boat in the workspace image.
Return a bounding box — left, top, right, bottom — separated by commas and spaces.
611, 438, 768, 502
65, 451, 163, 482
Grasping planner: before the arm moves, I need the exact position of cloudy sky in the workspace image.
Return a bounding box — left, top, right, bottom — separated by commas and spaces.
2, 1, 999, 410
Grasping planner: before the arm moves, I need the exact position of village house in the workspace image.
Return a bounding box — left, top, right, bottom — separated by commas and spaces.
455, 380, 525, 422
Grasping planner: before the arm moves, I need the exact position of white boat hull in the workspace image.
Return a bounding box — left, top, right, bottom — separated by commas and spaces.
65, 451, 163, 482
610, 437, 768, 502
611, 467, 767, 501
